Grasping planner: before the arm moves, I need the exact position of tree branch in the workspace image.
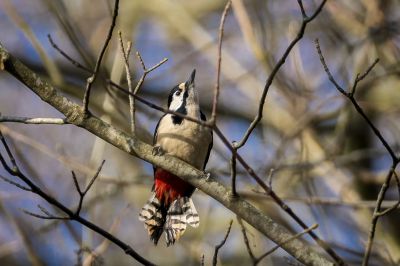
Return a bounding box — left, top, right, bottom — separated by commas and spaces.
82, 0, 119, 115
233, 0, 327, 149
0, 116, 68, 124
212, 220, 233, 266
0, 131, 154, 265
0, 41, 334, 266
314, 38, 400, 266
210, 0, 231, 124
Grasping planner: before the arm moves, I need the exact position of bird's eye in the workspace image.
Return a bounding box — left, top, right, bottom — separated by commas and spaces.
175, 91, 181, 96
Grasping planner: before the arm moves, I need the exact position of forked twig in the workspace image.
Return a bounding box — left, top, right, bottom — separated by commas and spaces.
72, 160, 105, 215
212, 220, 233, 266
0, 132, 153, 265
314, 38, 400, 266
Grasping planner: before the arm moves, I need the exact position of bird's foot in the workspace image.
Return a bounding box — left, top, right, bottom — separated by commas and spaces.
152, 145, 165, 156
203, 172, 211, 181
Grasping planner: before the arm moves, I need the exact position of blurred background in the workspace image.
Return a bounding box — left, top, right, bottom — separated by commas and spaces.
1, 0, 400, 265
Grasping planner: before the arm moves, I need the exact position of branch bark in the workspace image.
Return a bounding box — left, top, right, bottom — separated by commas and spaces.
0, 42, 334, 266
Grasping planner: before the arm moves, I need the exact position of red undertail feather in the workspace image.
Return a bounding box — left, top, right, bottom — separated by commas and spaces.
139, 168, 200, 245
154, 168, 195, 206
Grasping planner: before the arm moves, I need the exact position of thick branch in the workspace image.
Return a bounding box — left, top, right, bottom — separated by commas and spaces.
0, 42, 334, 266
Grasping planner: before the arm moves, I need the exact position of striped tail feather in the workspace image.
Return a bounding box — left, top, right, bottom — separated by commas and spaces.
139, 194, 164, 245
164, 197, 200, 246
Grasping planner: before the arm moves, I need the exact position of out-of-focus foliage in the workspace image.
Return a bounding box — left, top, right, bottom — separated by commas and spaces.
0, 0, 400, 265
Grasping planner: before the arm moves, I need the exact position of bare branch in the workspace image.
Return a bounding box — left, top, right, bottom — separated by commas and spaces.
213, 126, 343, 265
71, 171, 82, 195
237, 218, 257, 264
255, 224, 319, 264
110, 80, 343, 265
82, 0, 119, 115
267, 168, 275, 189
296, 0, 307, 18
210, 0, 231, 124
0, 174, 32, 191
0, 130, 18, 170
315, 39, 395, 162
230, 148, 237, 196
109, 80, 210, 127
212, 220, 233, 266
118, 31, 135, 134
136, 51, 146, 70
314, 38, 400, 266
144, 57, 168, 74
242, 192, 399, 209
0, 116, 68, 124
133, 52, 167, 95
47, 34, 92, 73
22, 209, 69, 220
72, 160, 105, 215
350, 58, 379, 96
234, 0, 327, 149
0, 132, 153, 265
375, 171, 400, 217
0, 43, 337, 265
363, 166, 399, 266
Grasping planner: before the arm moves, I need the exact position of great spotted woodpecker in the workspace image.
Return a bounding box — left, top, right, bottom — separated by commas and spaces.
139, 70, 213, 246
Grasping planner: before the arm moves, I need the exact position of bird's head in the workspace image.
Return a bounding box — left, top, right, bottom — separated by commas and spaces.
167, 69, 198, 114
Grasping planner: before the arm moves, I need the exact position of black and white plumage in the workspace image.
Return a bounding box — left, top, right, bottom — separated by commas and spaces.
139, 69, 213, 246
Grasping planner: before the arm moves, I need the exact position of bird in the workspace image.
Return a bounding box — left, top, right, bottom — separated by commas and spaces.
139, 69, 213, 246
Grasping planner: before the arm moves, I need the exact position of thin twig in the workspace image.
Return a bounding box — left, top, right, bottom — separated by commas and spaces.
237, 218, 257, 264
118, 31, 135, 134
315, 39, 394, 161
254, 224, 319, 265
296, 0, 307, 18
230, 148, 237, 196
108, 81, 345, 265
0, 134, 153, 265
0, 43, 336, 265
375, 171, 400, 217
0, 116, 68, 124
37, 204, 69, 219
0, 130, 18, 170
314, 38, 400, 266
212, 126, 345, 265
0, 174, 31, 191
212, 220, 233, 266
350, 59, 379, 96
82, 0, 119, 115
109, 80, 210, 127
210, 0, 231, 124
363, 165, 399, 266
22, 209, 69, 220
267, 168, 275, 189
233, 0, 327, 149
242, 192, 400, 209
72, 160, 106, 215
47, 34, 92, 73
133, 51, 167, 95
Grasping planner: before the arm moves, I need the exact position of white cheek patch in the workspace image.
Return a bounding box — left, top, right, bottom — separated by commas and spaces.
169, 94, 184, 111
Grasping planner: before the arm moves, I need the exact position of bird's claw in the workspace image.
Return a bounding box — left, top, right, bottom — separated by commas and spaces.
203, 172, 211, 181
152, 145, 165, 156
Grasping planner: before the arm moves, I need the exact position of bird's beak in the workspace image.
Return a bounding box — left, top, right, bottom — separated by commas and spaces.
185, 69, 196, 88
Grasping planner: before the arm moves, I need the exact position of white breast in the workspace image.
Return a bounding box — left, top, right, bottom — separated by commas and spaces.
155, 114, 212, 169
